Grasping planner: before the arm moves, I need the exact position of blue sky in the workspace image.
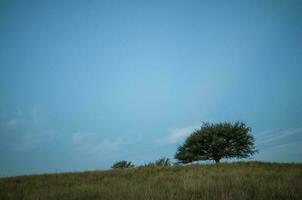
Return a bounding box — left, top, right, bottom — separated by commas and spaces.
0, 0, 302, 176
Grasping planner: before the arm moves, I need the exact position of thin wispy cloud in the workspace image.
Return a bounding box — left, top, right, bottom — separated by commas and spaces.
255, 129, 302, 163
2, 129, 59, 151
255, 126, 302, 145
268, 141, 302, 150
19, 130, 58, 150
71, 132, 125, 157
6, 119, 18, 127
1, 106, 59, 151
156, 125, 200, 145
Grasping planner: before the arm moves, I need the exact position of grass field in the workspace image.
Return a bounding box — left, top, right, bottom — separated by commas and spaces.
0, 162, 301, 200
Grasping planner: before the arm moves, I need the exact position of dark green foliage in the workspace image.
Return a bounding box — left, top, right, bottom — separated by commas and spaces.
175, 121, 257, 163
144, 157, 172, 167
111, 160, 134, 169
0, 162, 301, 200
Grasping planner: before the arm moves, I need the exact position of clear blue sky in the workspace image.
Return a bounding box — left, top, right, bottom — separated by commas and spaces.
0, 0, 302, 176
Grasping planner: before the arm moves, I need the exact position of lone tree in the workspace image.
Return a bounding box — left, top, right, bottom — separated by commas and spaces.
175, 121, 257, 164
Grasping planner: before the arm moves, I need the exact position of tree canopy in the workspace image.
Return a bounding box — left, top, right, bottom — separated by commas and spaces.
175, 121, 257, 163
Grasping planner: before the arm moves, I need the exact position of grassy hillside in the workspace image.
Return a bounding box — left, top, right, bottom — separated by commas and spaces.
1, 162, 301, 200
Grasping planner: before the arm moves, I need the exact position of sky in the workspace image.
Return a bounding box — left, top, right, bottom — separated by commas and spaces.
0, 0, 302, 177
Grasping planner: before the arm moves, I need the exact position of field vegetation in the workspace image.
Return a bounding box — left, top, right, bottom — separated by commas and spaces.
1, 162, 301, 200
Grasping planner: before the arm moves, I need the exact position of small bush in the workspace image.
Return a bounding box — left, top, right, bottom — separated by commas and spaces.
144, 157, 172, 167
111, 160, 134, 169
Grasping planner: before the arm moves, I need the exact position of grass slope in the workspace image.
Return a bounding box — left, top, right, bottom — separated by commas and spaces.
1, 162, 302, 200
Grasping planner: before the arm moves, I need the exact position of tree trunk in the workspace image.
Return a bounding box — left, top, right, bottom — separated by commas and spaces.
214, 159, 220, 164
